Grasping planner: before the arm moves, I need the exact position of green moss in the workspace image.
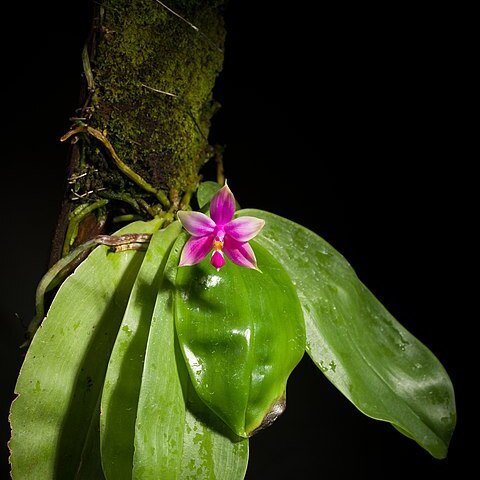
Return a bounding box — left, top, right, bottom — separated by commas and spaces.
84, 0, 225, 207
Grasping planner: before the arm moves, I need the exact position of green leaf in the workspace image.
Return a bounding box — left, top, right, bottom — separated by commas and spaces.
197, 181, 221, 209
75, 396, 105, 480
179, 380, 249, 480
132, 230, 187, 479
196, 181, 240, 213
100, 221, 182, 479
102, 227, 249, 479
8, 219, 161, 480
238, 209, 456, 459
175, 242, 306, 438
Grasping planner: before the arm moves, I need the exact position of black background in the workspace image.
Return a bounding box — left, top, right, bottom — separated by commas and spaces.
1, 1, 473, 478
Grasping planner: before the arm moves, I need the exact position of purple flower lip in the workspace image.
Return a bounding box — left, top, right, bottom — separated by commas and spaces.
177, 183, 265, 271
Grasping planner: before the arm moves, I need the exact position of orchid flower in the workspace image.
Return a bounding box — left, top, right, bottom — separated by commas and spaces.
177, 183, 265, 271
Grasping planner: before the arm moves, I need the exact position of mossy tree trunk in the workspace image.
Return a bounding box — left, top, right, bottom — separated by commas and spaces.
50, 0, 226, 265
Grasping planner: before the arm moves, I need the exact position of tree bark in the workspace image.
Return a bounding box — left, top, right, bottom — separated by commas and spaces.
49, 0, 226, 265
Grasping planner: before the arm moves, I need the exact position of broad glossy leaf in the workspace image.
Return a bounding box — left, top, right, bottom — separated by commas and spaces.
179, 380, 249, 480
102, 227, 249, 479
238, 209, 456, 459
131, 228, 186, 479
100, 221, 182, 479
9, 219, 161, 480
175, 242, 306, 438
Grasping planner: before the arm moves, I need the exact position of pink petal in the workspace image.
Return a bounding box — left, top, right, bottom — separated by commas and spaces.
210, 183, 235, 226
223, 237, 258, 270
224, 216, 265, 242
179, 235, 214, 266
211, 251, 226, 270
177, 211, 215, 237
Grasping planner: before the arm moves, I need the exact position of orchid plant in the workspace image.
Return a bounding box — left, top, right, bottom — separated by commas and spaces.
9, 181, 456, 479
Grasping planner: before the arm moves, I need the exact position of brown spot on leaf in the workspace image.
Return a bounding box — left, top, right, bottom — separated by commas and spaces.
249, 395, 286, 436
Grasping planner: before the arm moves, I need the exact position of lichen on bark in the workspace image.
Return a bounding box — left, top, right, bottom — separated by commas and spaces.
52, 0, 226, 262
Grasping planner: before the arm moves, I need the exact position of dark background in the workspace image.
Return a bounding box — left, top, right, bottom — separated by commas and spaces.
1, 1, 473, 478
